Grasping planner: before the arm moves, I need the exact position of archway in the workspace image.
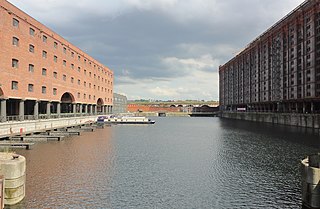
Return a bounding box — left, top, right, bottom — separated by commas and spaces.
0, 88, 3, 98
61, 92, 75, 113
97, 98, 104, 113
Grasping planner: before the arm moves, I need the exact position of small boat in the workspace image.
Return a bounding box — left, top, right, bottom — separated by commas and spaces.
103, 116, 155, 124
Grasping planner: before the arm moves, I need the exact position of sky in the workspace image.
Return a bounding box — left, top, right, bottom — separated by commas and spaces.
8, 0, 305, 101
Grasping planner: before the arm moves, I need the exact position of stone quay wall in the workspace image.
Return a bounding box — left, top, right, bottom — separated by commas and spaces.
221, 112, 320, 129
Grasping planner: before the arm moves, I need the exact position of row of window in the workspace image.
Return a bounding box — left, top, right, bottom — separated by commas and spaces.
12, 18, 112, 78
12, 37, 111, 83
11, 59, 113, 88
11, 81, 113, 102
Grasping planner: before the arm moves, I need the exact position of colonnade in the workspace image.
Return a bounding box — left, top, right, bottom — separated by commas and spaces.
0, 98, 113, 122
223, 101, 320, 114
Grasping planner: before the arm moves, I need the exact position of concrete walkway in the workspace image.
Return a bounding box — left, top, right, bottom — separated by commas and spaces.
0, 116, 98, 138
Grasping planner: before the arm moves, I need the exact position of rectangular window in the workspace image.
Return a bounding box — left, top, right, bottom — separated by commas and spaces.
63, 60, 66, 66
29, 64, 34, 72
53, 71, 57, 78
12, 37, 19, 46
28, 84, 34, 92
54, 55, 57, 63
42, 50, 47, 58
63, 74, 66, 81
77, 92, 80, 98
84, 70, 86, 75
11, 81, 18, 90
89, 83, 91, 88
43, 35, 47, 43
71, 64, 74, 69
84, 82, 86, 87
84, 94, 86, 99
42, 68, 47, 76
71, 52, 74, 57
89, 95, 91, 100
54, 42, 58, 48
12, 59, 19, 68
53, 88, 57, 95
29, 28, 35, 36
78, 67, 80, 72
78, 55, 81, 61
29, 44, 35, 53
63, 47, 66, 54
78, 79, 80, 85
71, 77, 74, 83
12, 18, 19, 27
42, 86, 46, 94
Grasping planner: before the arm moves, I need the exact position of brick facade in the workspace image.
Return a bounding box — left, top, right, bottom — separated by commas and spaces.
219, 0, 320, 113
0, 0, 113, 105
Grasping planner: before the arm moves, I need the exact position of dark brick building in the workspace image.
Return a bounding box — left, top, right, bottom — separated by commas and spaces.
219, 0, 320, 113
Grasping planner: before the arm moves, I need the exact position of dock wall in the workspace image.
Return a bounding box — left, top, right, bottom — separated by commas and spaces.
0, 116, 97, 138
221, 112, 320, 129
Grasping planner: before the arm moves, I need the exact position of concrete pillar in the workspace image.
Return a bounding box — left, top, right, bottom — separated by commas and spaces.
303, 102, 306, 113
90, 105, 93, 115
79, 104, 83, 115
84, 104, 88, 115
57, 102, 61, 117
104, 105, 107, 114
34, 101, 39, 120
73, 103, 76, 116
19, 100, 24, 121
94, 105, 97, 115
46, 102, 51, 118
0, 99, 7, 122
110, 106, 113, 114
311, 102, 314, 113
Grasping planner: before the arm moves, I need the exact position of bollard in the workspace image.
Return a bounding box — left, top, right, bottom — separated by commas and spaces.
301, 154, 320, 208
0, 153, 26, 206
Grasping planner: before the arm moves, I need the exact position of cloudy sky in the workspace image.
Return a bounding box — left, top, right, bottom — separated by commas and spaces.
8, 0, 305, 101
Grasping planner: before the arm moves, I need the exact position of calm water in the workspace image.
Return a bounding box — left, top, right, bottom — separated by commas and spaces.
6, 117, 320, 209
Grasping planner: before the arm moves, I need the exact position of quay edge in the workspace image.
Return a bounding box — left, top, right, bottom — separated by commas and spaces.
0, 116, 98, 139
220, 112, 320, 129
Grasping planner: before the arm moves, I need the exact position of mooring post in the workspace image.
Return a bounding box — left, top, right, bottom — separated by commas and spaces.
301, 154, 320, 208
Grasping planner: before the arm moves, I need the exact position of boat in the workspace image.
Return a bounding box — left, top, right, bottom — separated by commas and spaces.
100, 116, 155, 124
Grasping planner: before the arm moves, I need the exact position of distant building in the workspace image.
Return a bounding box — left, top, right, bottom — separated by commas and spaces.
113, 93, 127, 114
219, 0, 320, 113
0, 0, 114, 122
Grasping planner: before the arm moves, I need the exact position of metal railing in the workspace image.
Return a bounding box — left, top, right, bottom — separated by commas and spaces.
3, 112, 105, 122
24, 115, 35, 120
6, 115, 19, 121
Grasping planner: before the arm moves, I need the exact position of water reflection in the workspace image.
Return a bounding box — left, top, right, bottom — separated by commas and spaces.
5, 117, 319, 208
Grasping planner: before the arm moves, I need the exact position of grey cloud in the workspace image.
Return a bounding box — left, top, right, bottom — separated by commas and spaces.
8, 0, 305, 100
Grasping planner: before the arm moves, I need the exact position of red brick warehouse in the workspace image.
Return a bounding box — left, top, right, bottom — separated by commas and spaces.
0, 0, 114, 122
